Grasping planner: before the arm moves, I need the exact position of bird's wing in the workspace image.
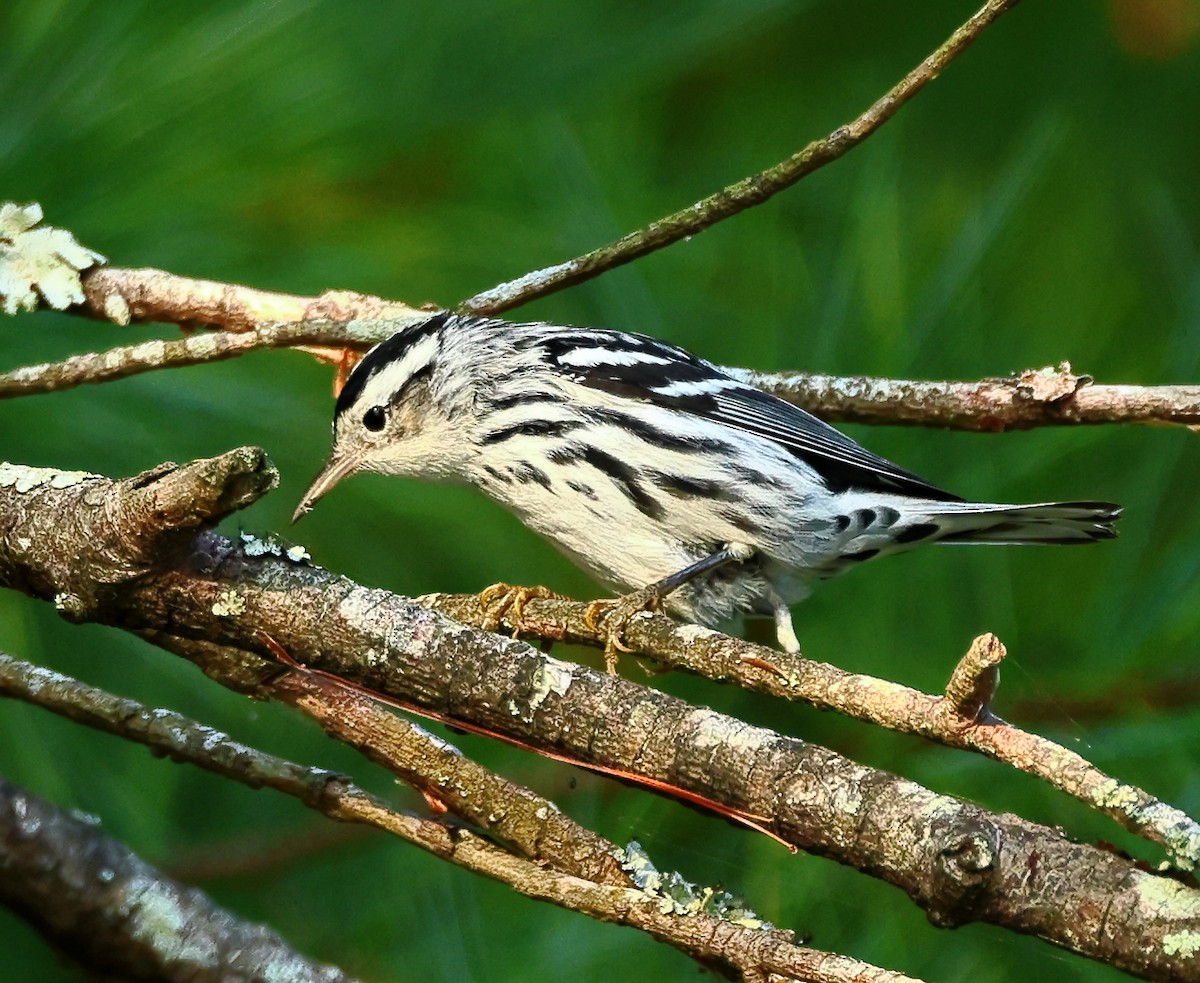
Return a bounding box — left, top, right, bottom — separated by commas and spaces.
536, 326, 960, 501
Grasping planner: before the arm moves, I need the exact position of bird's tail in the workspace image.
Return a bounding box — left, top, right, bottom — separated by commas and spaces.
928, 500, 1120, 546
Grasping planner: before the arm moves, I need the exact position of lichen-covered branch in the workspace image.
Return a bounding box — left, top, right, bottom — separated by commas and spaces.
0, 647, 625, 887
459, 0, 1024, 313
425, 591, 1200, 875
1, 450, 1197, 981
0, 775, 358, 983
0, 319, 398, 398
154, 631, 633, 887
737, 363, 1200, 432
0, 640, 915, 981
5, 312, 1198, 435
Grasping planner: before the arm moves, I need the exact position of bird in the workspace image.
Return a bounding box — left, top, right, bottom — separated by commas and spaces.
294, 312, 1119, 654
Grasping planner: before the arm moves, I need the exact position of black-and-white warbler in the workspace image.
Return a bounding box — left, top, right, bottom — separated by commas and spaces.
295, 312, 1119, 652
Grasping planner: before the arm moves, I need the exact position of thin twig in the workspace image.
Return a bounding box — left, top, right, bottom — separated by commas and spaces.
739, 364, 1200, 432
459, 0, 1024, 314
0, 320, 386, 397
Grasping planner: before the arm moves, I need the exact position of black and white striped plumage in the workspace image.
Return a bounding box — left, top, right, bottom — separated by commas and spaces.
295, 312, 1119, 652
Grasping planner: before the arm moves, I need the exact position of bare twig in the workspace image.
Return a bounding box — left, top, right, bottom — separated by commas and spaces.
459, 0, 1024, 313
424, 592, 1200, 875
0, 651, 918, 983
0, 319, 394, 398
166, 632, 633, 886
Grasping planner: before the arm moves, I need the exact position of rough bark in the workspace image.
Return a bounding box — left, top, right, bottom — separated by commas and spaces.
0, 777, 357, 983
1, 449, 1197, 981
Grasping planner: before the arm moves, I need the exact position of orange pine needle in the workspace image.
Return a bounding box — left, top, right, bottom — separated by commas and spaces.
253, 632, 793, 851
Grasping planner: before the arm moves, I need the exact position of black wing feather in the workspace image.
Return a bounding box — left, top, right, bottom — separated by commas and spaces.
538, 327, 961, 502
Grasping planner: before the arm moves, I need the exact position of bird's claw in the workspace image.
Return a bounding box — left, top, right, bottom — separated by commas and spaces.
478, 582, 564, 637
584, 585, 664, 673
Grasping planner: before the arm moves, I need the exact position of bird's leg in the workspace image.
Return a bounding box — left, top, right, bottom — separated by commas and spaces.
478, 582, 568, 636
586, 545, 753, 673
773, 602, 801, 655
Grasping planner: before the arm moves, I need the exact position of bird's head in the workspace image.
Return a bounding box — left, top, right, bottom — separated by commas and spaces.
293, 312, 472, 521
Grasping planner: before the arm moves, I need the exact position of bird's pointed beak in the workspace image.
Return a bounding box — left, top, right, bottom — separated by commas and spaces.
292, 453, 358, 523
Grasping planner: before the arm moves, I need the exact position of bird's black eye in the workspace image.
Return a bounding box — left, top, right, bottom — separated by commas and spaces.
362, 405, 386, 432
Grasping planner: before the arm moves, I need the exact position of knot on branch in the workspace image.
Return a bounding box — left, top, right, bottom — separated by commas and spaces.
0, 447, 277, 620
132, 447, 277, 534
1013, 362, 1092, 405
925, 816, 1002, 928
943, 633, 1006, 722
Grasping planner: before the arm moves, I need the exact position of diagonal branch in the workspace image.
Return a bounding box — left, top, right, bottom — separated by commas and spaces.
459, 0, 1023, 313
0, 631, 915, 981
0, 774, 359, 983
0, 449, 1197, 982
150, 631, 633, 886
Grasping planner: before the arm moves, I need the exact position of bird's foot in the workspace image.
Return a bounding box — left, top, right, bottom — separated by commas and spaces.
584, 585, 664, 673
478, 582, 565, 637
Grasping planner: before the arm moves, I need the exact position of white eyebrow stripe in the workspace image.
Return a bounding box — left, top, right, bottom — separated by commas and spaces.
360, 335, 439, 406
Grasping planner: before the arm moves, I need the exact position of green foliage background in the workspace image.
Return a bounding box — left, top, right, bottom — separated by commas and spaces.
2, 2, 1198, 979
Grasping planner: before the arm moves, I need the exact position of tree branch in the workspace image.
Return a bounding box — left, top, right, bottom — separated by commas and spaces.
737, 363, 1200, 432
6, 311, 1198, 434
1, 449, 1197, 981
0, 319, 393, 398
0, 775, 359, 983
0, 642, 916, 982
74, 265, 425, 330
158, 631, 634, 886
425, 592, 1200, 874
